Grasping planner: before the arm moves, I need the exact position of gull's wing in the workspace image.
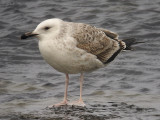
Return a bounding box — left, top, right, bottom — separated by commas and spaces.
97, 28, 118, 39
72, 23, 123, 64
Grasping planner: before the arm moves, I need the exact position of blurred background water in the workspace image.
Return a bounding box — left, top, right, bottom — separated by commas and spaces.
0, 0, 160, 119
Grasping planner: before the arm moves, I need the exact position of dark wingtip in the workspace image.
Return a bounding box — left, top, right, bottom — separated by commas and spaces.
122, 38, 145, 50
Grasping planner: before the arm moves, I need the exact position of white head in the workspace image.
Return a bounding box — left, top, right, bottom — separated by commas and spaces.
21, 18, 62, 40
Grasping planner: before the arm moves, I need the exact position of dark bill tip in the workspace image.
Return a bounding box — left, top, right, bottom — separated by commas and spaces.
21, 32, 38, 40
21, 33, 28, 39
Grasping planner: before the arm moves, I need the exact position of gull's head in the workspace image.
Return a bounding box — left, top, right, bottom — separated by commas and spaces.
21, 18, 62, 40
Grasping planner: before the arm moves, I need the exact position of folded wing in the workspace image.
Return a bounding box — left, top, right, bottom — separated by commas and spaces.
72, 23, 124, 64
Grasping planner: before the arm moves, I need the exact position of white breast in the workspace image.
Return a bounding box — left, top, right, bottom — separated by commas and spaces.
38, 37, 104, 74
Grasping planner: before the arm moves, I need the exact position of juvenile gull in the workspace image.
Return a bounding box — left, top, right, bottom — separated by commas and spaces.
21, 18, 135, 107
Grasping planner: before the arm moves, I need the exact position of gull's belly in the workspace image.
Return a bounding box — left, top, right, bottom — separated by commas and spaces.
38, 40, 103, 74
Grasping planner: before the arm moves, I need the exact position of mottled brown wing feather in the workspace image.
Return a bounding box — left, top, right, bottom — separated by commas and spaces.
97, 28, 118, 39
72, 23, 120, 64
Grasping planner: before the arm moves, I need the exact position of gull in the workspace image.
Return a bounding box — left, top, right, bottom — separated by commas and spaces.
21, 18, 136, 107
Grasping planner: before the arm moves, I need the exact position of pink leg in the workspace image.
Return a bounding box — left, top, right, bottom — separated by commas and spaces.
79, 73, 84, 103
69, 73, 85, 106
50, 74, 69, 107
63, 74, 69, 103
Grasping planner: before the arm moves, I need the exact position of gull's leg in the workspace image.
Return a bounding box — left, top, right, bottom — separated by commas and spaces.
50, 74, 69, 107
79, 73, 85, 106
69, 73, 85, 107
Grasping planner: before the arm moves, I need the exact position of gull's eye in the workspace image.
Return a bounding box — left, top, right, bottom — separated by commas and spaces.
44, 27, 50, 30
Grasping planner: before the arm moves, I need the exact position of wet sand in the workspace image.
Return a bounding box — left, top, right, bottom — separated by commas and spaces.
0, 102, 158, 120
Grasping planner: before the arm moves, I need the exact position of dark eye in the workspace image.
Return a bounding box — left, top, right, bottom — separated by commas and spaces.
44, 27, 50, 30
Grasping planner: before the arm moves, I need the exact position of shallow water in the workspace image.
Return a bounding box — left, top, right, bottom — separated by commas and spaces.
0, 0, 160, 119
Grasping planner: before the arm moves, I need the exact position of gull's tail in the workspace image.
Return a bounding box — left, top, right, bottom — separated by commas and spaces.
122, 38, 144, 50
